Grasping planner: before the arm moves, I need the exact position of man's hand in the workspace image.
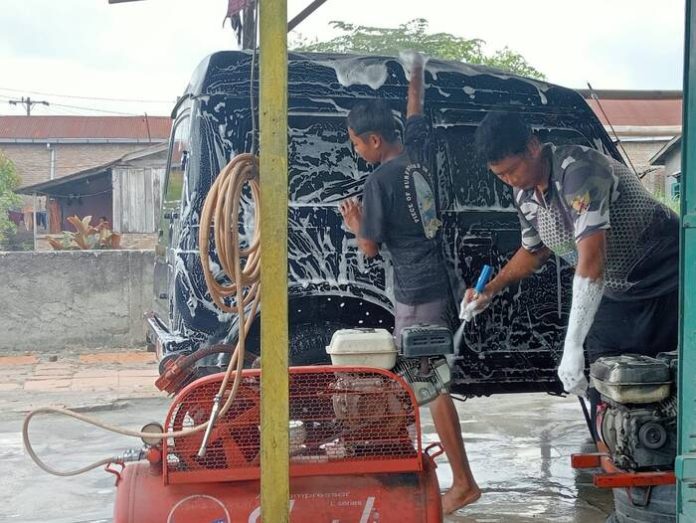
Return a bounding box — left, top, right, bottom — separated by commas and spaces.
459, 288, 493, 322
557, 340, 588, 396
339, 198, 362, 235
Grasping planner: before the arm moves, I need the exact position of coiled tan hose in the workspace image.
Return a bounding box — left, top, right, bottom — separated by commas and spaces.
23, 153, 261, 476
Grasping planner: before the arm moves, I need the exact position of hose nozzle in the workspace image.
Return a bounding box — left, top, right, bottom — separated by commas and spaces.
197, 394, 222, 458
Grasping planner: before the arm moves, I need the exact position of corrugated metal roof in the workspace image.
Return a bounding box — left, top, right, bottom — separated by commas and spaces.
0, 115, 171, 141
585, 97, 682, 127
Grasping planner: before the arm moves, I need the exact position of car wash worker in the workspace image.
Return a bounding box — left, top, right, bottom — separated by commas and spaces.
339, 51, 481, 515
461, 111, 679, 403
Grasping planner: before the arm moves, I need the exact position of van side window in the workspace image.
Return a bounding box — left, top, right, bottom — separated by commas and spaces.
165, 116, 190, 204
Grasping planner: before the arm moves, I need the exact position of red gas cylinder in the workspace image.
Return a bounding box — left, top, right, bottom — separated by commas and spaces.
113, 366, 443, 522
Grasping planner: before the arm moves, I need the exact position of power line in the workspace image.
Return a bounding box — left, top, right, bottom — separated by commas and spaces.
0, 86, 173, 104
49, 102, 137, 116
1, 94, 139, 116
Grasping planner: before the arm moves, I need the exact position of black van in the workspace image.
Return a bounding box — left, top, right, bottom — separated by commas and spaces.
147, 50, 622, 396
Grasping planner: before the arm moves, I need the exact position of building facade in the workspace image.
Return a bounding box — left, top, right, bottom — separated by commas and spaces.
0, 115, 171, 188
581, 89, 682, 196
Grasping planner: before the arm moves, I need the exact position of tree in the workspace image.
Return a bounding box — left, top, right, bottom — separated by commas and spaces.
292, 18, 545, 80
0, 151, 23, 245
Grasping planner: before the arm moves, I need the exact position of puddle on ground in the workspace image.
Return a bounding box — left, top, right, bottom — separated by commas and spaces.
1, 394, 613, 522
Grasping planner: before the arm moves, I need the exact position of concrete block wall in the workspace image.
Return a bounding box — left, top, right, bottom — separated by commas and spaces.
0, 250, 155, 352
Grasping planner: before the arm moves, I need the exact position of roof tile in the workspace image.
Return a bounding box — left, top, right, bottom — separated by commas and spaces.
0, 115, 171, 140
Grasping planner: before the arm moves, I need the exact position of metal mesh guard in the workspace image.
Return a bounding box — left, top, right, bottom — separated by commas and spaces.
163, 366, 422, 484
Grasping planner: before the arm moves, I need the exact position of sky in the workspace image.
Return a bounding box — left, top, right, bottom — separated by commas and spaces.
0, 0, 686, 117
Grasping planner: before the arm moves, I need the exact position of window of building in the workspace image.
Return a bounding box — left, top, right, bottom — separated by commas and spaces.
671, 181, 680, 200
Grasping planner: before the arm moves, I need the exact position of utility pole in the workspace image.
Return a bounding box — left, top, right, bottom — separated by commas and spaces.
239, 0, 330, 49
242, 3, 256, 49
9, 97, 49, 116
259, 0, 289, 520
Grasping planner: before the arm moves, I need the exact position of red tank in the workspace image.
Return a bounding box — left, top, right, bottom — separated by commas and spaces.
112, 366, 443, 522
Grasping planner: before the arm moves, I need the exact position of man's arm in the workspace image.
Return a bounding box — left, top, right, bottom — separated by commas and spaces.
485, 245, 551, 297
575, 230, 606, 280
556, 152, 613, 394
486, 227, 605, 297
460, 245, 551, 321
557, 230, 606, 395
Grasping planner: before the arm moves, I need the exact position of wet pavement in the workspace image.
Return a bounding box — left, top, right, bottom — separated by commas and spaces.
425, 395, 613, 522
0, 352, 612, 522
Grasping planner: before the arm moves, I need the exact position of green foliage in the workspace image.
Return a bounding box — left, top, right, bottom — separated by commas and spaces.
653, 189, 681, 215
488, 47, 547, 80
0, 151, 23, 246
292, 18, 545, 80
48, 215, 121, 250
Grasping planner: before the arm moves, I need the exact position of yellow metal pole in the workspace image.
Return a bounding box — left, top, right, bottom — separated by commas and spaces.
259, 0, 289, 521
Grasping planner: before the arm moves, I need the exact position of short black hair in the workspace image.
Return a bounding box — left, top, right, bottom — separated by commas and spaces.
474, 111, 532, 163
347, 100, 398, 143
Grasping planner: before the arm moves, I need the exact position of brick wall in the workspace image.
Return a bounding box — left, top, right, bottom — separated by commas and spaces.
641, 168, 667, 195
0, 142, 157, 187
618, 140, 667, 173
615, 140, 670, 195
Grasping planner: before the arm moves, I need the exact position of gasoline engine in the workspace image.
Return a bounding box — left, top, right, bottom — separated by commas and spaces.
591, 352, 678, 471
325, 323, 453, 407
394, 325, 453, 404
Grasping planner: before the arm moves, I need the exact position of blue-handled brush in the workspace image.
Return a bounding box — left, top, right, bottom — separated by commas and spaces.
453, 264, 493, 350
473, 265, 493, 296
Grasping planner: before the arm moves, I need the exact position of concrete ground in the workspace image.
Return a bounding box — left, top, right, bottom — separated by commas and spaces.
0, 349, 160, 413
0, 349, 613, 522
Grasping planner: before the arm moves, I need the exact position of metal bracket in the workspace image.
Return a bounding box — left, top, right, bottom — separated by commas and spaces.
594, 471, 676, 488
104, 461, 125, 486
627, 485, 653, 507
683, 214, 696, 228
424, 442, 445, 461
675, 454, 696, 481
571, 452, 606, 469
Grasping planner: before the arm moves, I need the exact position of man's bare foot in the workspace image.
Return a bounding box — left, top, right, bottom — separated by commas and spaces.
442, 485, 481, 515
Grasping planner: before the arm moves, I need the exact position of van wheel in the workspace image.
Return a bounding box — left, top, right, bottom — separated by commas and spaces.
289, 319, 352, 365
238, 319, 352, 367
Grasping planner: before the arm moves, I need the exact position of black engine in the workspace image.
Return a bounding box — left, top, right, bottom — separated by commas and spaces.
591, 352, 678, 471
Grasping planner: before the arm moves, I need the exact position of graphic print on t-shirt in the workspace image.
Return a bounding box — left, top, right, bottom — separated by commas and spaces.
404, 162, 442, 239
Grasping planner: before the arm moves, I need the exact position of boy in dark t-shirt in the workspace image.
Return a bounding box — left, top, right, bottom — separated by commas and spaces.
339, 51, 480, 515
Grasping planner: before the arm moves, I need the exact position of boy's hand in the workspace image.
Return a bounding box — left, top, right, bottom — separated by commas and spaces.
399, 50, 428, 79
339, 198, 362, 235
